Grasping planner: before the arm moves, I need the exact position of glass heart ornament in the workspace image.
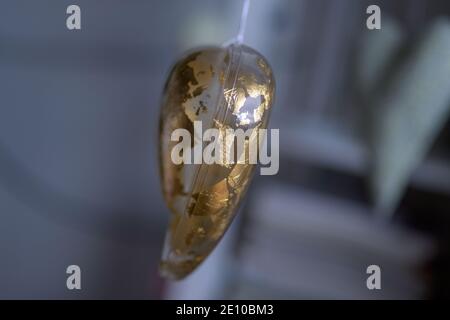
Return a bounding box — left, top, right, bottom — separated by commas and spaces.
158, 43, 275, 279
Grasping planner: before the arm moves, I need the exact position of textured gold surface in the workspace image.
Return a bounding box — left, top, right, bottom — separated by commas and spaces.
159, 44, 275, 279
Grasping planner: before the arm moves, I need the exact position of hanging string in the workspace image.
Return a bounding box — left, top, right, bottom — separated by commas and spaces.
236, 0, 251, 44
223, 0, 251, 46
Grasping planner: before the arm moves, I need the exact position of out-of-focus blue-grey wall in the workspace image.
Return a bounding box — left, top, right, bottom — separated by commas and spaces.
0, 0, 232, 298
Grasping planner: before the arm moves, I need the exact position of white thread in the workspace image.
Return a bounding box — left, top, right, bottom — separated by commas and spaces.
223, 0, 251, 46
236, 0, 251, 44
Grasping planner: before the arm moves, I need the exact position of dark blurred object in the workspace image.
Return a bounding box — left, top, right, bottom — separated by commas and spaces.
360, 18, 450, 216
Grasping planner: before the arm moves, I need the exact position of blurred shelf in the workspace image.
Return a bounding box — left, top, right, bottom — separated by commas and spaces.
232, 183, 435, 299
281, 123, 450, 195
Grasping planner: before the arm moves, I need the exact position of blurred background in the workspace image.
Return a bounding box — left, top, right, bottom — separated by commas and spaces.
1, 0, 450, 299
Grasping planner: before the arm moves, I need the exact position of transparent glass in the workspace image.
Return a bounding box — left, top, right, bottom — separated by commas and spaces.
159, 44, 275, 279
